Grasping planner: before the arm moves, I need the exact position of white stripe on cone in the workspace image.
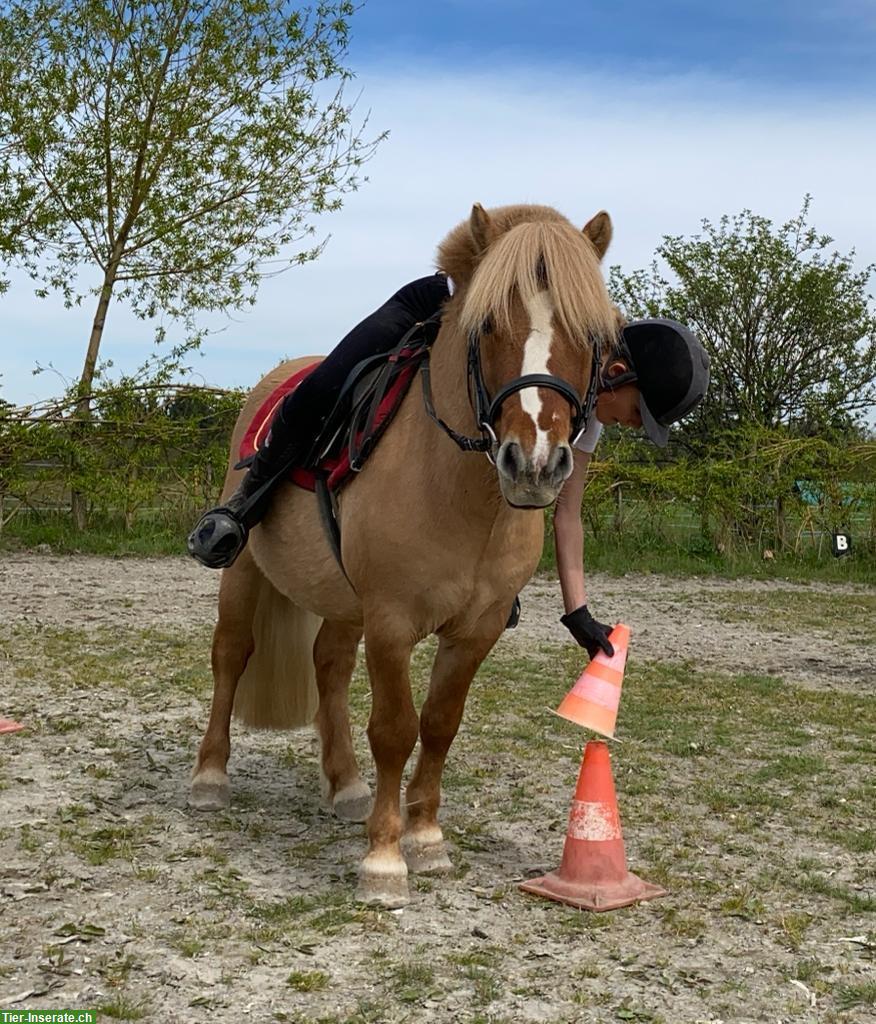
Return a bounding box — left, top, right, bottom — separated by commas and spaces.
567, 800, 622, 841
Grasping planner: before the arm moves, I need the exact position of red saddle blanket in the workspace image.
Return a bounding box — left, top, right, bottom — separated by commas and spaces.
238, 353, 421, 494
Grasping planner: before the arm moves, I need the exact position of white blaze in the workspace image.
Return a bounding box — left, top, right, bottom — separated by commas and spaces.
521, 289, 555, 469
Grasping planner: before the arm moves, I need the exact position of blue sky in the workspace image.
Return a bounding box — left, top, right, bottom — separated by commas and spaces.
2, 1, 876, 406
348, 1, 876, 90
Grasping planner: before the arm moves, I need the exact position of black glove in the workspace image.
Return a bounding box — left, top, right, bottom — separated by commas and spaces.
560, 605, 615, 659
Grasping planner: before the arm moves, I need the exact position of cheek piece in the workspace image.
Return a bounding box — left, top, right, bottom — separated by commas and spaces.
424, 323, 603, 463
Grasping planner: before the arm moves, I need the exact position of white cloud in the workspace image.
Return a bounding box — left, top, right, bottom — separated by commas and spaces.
2, 68, 875, 405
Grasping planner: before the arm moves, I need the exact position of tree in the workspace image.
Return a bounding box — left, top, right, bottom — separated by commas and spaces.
609, 197, 876, 435
0, 0, 380, 525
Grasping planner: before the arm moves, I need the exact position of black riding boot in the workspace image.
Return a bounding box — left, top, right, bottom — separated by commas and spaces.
187, 412, 303, 569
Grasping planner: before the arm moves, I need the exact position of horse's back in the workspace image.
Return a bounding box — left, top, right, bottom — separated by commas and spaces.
222, 356, 322, 501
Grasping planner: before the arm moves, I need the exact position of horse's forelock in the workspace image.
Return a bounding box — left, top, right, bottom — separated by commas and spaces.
455, 218, 617, 351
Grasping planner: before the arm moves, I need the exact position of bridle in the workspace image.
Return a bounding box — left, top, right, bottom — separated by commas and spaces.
420, 314, 603, 463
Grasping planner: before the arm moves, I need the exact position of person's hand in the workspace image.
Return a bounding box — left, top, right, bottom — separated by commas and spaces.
560, 605, 615, 659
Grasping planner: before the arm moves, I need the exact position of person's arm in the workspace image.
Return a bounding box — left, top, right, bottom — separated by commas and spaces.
554, 448, 591, 612
553, 448, 614, 658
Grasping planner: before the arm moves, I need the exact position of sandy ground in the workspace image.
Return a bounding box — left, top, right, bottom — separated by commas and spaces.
1, 554, 872, 691
0, 555, 874, 1024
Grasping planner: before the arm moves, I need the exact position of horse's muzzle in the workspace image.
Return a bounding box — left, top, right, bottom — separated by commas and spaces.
496, 439, 573, 508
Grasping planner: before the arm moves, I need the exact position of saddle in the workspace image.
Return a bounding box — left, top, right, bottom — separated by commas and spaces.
239, 316, 440, 492
238, 317, 442, 569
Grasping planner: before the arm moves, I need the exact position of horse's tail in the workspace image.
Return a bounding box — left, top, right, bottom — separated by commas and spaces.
232, 574, 322, 730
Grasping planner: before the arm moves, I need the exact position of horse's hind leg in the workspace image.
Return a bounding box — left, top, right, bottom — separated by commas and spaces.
403, 623, 503, 874
313, 620, 371, 822
189, 552, 261, 810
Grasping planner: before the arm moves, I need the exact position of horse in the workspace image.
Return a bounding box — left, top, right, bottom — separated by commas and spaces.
189, 202, 618, 907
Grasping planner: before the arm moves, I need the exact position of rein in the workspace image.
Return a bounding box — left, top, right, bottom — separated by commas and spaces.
420, 319, 602, 462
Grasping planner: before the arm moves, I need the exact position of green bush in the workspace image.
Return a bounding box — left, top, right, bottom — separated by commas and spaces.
1, 379, 244, 538
2, 382, 873, 582
541, 425, 875, 580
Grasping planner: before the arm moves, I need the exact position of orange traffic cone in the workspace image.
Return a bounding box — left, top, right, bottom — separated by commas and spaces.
555, 623, 629, 738
520, 740, 666, 911
0, 717, 24, 735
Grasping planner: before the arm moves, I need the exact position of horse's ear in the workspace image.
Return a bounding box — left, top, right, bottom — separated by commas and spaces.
470, 203, 494, 254
582, 211, 612, 261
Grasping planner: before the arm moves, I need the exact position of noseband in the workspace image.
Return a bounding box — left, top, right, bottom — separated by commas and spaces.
420, 316, 601, 462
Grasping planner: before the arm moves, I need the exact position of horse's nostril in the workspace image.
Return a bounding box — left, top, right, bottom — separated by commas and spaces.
549, 444, 573, 482
497, 440, 525, 480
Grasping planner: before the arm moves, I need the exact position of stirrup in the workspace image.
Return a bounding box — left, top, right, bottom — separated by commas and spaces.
187, 507, 249, 569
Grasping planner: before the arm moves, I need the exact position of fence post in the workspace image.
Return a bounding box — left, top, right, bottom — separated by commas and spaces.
70, 439, 87, 531
612, 482, 624, 534
775, 494, 787, 552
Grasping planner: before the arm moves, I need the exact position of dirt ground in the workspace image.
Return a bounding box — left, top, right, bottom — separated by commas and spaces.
1, 555, 874, 1023
1, 554, 872, 690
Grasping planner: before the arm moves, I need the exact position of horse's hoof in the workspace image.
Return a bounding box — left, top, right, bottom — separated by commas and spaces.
357, 855, 410, 908
404, 841, 453, 875
333, 780, 373, 823
189, 772, 230, 811
402, 827, 453, 874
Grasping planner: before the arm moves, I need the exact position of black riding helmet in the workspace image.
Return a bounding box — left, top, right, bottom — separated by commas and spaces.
601, 318, 711, 446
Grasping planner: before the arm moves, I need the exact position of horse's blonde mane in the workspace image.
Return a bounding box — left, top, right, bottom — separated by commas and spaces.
437, 205, 618, 350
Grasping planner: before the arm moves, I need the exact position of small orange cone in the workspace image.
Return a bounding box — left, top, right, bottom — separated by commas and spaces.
0, 717, 24, 735
520, 740, 666, 911
555, 623, 629, 738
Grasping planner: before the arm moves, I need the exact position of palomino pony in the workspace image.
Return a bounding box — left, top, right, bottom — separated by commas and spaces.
190, 203, 618, 907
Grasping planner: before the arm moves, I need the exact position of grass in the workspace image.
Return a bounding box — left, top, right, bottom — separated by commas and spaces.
172, 935, 205, 958
0, 622, 214, 696
95, 996, 150, 1020
287, 969, 330, 992
706, 586, 876, 632
539, 513, 876, 583
4, 504, 874, 582
777, 911, 814, 951
835, 980, 876, 1010
386, 961, 437, 1004
1, 510, 191, 557
61, 824, 144, 866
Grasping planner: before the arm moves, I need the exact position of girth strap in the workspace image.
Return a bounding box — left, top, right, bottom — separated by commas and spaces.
314, 472, 358, 593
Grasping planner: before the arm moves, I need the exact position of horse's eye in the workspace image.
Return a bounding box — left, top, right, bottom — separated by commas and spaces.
481, 317, 493, 335
535, 255, 548, 288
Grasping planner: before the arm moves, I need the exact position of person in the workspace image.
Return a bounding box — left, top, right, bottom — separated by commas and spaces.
187, 275, 709, 659
555, 317, 709, 658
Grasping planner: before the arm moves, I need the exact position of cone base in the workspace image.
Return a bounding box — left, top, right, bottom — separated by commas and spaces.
0, 718, 24, 735
519, 869, 667, 912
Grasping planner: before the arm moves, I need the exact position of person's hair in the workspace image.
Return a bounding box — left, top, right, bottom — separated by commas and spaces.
599, 320, 637, 389
607, 333, 631, 364
599, 306, 628, 363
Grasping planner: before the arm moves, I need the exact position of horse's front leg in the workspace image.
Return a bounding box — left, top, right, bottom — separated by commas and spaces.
403, 611, 506, 873
358, 621, 419, 908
